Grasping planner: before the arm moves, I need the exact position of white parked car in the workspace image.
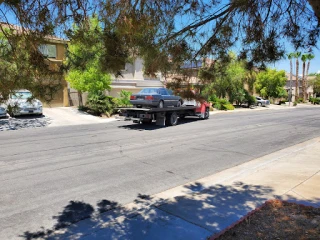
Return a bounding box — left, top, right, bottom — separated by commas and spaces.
7, 90, 43, 116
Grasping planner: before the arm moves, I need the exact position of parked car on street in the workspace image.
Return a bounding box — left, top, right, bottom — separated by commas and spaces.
0, 105, 7, 118
130, 88, 183, 108
6, 90, 43, 116
256, 97, 270, 107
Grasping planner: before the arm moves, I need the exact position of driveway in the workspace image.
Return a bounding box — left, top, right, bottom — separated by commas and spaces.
43, 107, 118, 127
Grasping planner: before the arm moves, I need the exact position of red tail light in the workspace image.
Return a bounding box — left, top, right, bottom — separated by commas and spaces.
130, 96, 136, 100
145, 95, 154, 100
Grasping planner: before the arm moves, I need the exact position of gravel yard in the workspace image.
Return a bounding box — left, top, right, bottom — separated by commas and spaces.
0, 116, 51, 131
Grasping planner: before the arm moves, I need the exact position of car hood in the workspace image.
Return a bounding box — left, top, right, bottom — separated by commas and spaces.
7, 98, 42, 107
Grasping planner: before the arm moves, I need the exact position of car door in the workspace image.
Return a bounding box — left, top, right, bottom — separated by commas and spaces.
159, 88, 171, 107
167, 89, 180, 106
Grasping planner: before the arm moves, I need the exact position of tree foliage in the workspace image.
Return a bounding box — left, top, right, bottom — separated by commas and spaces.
198, 52, 254, 105
255, 69, 288, 99
0, 0, 319, 99
0, 26, 64, 103
65, 17, 111, 94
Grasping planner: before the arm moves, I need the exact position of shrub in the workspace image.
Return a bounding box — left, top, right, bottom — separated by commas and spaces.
85, 91, 115, 116
114, 90, 132, 107
297, 98, 304, 103
309, 97, 320, 105
213, 102, 221, 110
244, 91, 256, 107
211, 97, 234, 110
278, 100, 287, 105
223, 103, 235, 110
293, 101, 298, 106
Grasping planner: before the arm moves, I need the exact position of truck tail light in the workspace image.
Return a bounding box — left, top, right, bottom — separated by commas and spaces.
130, 96, 136, 100
145, 95, 154, 100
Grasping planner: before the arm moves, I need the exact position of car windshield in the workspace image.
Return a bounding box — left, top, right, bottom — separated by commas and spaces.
11, 92, 33, 99
138, 88, 160, 94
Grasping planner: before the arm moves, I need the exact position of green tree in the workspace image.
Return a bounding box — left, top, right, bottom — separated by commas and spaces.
0, 26, 63, 104
65, 17, 111, 106
199, 52, 250, 105
255, 69, 288, 99
244, 70, 258, 95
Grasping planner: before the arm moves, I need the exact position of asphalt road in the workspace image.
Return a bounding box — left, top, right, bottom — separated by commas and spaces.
1, 107, 320, 239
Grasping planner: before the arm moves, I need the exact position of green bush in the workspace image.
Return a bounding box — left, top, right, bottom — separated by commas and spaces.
293, 101, 298, 106
244, 91, 256, 107
85, 91, 116, 116
278, 100, 287, 105
222, 103, 235, 110
213, 102, 221, 110
211, 97, 234, 110
297, 98, 304, 103
309, 97, 320, 105
114, 90, 132, 107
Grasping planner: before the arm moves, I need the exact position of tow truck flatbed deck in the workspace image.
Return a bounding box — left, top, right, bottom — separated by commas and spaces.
117, 106, 197, 112
117, 103, 209, 127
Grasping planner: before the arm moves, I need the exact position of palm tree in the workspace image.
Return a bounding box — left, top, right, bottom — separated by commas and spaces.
301, 54, 307, 101
293, 52, 301, 101
305, 53, 315, 100
287, 53, 294, 103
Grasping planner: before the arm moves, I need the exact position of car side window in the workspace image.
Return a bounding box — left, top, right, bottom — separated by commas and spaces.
160, 89, 167, 95
167, 89, 173, 95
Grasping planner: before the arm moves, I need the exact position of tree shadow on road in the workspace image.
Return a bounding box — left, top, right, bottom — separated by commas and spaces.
19, 182, 317, 240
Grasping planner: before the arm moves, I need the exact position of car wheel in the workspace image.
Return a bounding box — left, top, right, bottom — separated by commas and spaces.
165, 112, 178, 126
204, 107, 210, 119
258, 102, 262, 107
158, 100, 164, 108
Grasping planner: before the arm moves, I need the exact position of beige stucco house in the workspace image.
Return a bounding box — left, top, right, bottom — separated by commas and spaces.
108, 58, 163, 97
285, 72, 315, 101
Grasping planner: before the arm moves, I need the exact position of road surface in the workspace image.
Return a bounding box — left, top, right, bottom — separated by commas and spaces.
0, 107, 319, 239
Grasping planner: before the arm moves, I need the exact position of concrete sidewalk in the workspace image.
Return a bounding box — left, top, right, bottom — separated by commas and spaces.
45, 137, 319, 240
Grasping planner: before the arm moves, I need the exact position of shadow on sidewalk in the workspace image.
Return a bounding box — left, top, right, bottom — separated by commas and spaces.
20, 182, 315, 240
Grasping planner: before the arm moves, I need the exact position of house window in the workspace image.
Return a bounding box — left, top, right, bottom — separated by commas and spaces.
39, 44, 57, 58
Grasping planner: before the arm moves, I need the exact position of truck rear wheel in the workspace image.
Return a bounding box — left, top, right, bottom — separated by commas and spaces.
165, 112, 178, 126
204, 107, 210, 119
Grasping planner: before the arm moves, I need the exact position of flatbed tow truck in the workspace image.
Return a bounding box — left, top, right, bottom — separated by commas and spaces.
118, 101, 210, 127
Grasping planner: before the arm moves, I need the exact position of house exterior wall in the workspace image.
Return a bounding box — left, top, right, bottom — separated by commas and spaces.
108, 58, 163, 97
284, 74, 315, 101
42, 41, 69, 107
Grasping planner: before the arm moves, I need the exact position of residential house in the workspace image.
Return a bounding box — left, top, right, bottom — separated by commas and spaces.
108, 58, 163, 97
285, 72, 315, 101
